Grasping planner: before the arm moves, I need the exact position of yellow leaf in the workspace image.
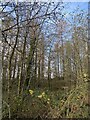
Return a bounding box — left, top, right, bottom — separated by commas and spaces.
38, 95, 43, 98
29, 90, 34, 95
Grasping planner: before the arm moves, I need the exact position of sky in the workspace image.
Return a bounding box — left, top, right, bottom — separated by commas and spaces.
69, 2, 88, 12
63, 2, 88, 15
1, 1, 88, 38
62, 2, 88, 22
1, 1, 88, 13
1, 0, 90, 3
17, 0, 89, 2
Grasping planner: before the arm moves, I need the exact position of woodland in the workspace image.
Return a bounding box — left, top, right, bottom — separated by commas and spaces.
1, 1, 90, 119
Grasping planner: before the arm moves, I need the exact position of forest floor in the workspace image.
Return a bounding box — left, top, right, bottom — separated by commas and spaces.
2, 79, 89, 119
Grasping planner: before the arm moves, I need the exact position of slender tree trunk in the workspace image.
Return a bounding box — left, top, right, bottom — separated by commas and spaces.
61, 35, 65, 80
18, 29, 28, 96
57, 51, 60, 78
88, 2, 90, 115
41, 42, 44, 81
38, 59, 41, 83
12, 55, 17, 80
48, 49, 51, 90
24, 37, 36, 90
34, 47, 37, 87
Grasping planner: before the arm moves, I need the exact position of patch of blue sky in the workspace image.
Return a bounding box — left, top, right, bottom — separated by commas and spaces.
62, 0, 89, 2
1, 2, 88, 42
41, 2, 88, 46
62, 2, 88, 21
1, 0, 89, 3
17, 0, 90, 2
54, 3, 87, 34
1, 2, 16, 19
